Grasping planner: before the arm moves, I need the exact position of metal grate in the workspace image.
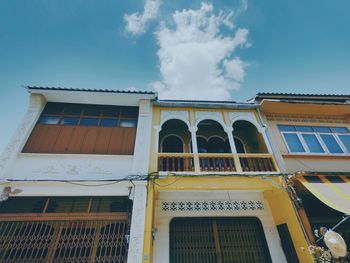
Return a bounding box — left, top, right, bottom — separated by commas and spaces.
170, 217, 272, 263
0, 218, 128, 263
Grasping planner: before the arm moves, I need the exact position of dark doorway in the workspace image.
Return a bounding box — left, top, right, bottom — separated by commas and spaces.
170, 217, 272, 263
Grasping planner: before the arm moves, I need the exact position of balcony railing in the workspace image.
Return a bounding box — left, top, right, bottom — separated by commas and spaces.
199, 154, 236, 172
158, 153, 278, 173
158, 153, 195, 172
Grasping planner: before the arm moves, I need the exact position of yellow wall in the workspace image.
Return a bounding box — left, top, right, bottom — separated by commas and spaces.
264, 189, 314, 263
261, 102, 350, 173
143, 105, 313, 263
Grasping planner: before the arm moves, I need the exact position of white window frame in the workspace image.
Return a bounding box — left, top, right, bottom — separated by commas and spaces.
279, 125, 350, 155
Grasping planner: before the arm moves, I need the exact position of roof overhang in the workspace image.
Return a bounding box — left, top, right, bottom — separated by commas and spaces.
26, 87, 157, 107
259, 99, 350, 117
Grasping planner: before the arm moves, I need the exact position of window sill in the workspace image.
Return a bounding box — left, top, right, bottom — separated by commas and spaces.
18, 153, 134, 158
282, 153, 350, 159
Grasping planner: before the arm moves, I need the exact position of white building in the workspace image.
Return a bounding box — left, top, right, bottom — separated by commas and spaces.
0, 87, 156, 263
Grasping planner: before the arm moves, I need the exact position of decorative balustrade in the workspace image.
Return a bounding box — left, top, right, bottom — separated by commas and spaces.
158, 153, 278, 173
239, 154, 277, 172
198, 154, 236, 172
158, 153, 195, 172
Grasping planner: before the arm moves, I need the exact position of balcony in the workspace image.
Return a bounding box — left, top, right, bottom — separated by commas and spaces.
157, 119, 279, 174
158, 153, 277, 173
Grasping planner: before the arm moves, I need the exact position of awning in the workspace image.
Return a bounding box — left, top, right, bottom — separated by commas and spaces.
297, 175, 350, 215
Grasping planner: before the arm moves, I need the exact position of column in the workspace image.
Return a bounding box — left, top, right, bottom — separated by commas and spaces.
225, 126, 237, 153
132, 100, 153, 175
225, 126, 242, 172
189, 126, 200, 172
127, 181, 147, 263
153, 125, 161, 153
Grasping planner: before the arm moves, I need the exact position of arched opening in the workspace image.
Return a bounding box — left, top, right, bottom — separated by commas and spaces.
234, 137, 246, 153
161, 135, 184, 153
158, 119, 194, 172
232, 120, 268, 153
159, 119, 190, 153
196, 120, 231, 153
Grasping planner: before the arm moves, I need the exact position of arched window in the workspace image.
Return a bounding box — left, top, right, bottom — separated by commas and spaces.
196, 120, 230, 153
197, 137, 208, 153
161, 135, 184, 153
234, 137, 246, 153
208, 137, 231, 153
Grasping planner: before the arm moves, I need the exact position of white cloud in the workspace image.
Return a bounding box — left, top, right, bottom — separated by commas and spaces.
151, 3, 250, 100
124, 0, 162, 36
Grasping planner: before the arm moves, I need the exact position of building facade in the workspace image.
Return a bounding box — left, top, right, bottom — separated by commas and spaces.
2, 88, 339, 263
256, 93, 350, 261
142, 100, 313, 263
0, 87, 155, 262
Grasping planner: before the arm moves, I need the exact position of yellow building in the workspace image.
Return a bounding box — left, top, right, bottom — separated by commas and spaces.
256, 93, 350, 261
143, 99, 313, 263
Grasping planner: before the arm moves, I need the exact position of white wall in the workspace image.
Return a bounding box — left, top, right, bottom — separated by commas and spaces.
7, 153, 133, 180
0, 92, 154, 263
153, 190, 287, 263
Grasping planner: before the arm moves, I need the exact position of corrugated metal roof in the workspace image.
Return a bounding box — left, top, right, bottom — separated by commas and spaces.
256, 92, 350, 98
253, 92, 350, 104
26, 86, 156, 95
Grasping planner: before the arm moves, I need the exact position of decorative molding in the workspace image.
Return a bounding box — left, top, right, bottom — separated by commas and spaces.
265, 114, 350, 123
195, 112, 225, 127
161, 200, 264, 212
160, 111, 190, 127
32, 163, 112, 176
229, 112, 263, 132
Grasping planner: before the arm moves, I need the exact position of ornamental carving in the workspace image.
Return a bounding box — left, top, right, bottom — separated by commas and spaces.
160, 111, 190, 126
161, 200, 264, 212
195, 112, 224, 126
265, 114, 350, 123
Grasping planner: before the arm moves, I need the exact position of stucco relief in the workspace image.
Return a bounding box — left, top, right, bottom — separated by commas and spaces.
0, 110, 37, 174
32, 163, 113, 176
160, 110, 190, 126
195, 111, 224, 127
229, 111, 262, 130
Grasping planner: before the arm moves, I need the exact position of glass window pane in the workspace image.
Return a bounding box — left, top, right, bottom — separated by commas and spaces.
278, 125, 295, 132
79, 118, 99, 126
120, 119, 137, 127
100, 118, 118, 127
320, 134, 343, 153
120, 107, 139, 118
42, 103, 64, 114
284, 134, 305, 152
39, 116, 60, 124
313, 126, 331, 133
63, 104, 82, 115
339, 135, 350, 152
331, 127, 349, 134
102, 107, 120, 117
302, 134, 324, 153
296, 126, 313, 132
83, 107, 101, 116
60, 117, 79, 125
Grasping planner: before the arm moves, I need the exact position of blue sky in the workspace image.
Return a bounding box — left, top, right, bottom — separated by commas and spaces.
0, 0, 350, 152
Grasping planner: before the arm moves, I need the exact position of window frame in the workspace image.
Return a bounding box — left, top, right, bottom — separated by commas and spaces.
279, 125, 350, 155
38, 103, 138, 128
